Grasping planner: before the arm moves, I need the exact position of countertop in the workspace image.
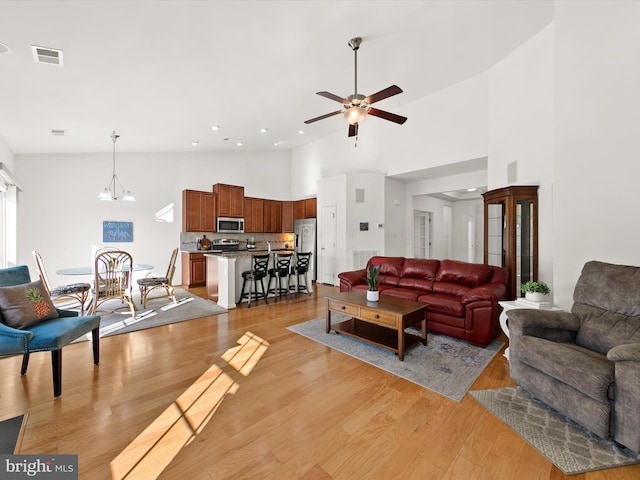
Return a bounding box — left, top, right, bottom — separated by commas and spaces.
203, 249, 295, 258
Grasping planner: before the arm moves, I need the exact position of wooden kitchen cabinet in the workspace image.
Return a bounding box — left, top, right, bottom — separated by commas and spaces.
305, 198, 317, 218
213, 183, 244, 218
263, 199, 282, 233
181, 252, 206, 287
282, 201, 294, 232
244, 197, 264, 233
294, 198, 317, 219
182, 189, 216, 232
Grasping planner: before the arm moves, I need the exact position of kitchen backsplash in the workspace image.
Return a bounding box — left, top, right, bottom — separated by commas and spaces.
180, 232, 295, 251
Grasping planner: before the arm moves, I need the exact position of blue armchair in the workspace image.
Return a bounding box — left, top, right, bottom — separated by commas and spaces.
0, 265, 100, 397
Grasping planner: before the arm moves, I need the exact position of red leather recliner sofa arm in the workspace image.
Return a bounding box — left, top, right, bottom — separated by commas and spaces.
338, 269, 366, 291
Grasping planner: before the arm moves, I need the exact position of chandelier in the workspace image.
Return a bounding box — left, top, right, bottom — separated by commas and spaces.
98, 131, 135, 202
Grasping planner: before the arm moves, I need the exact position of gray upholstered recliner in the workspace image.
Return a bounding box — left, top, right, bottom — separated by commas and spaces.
507, 260, 640, 453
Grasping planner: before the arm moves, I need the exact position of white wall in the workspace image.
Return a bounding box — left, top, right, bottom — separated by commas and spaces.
552, 2, 640, 308
346, 174, 385, 262
487, 22, 555, 298
384, 177, 406, 256
15, 150, 291, 286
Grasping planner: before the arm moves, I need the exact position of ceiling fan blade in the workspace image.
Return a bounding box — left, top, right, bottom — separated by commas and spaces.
304, 110, 342, 124
365, 85, 403, 105
316, 91, 347, 104
348, 123, 358, 137
368, 107, 407, 125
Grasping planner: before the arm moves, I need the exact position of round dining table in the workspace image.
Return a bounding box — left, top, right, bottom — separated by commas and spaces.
56, 264, 154, 275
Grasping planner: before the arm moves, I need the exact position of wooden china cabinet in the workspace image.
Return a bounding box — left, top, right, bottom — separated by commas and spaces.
483, 185, 539, 300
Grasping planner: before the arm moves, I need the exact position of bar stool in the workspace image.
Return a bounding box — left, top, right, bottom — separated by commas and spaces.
289, 252, 312, 297
238, 253, 270, 308
267, 252, 293, 302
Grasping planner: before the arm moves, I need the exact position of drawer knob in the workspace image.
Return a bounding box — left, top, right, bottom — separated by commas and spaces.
341, 306, 346, 310
374, 314, 380, 319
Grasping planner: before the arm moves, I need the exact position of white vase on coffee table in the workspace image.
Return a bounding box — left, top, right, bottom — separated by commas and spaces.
367, 290, 379, 302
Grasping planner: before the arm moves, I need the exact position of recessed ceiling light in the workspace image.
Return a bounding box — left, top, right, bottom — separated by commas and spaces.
260, 128, 268, 133
273, 141, 281, 147
236, 142, 243, 147
467, 188, 477, 192
191, 141, 199, 146
0, 42, 11, 55
298, 130, 304, 135
211, 125, 220, 131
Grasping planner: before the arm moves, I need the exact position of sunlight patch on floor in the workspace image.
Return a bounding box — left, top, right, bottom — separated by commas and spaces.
110, 331, 268, 479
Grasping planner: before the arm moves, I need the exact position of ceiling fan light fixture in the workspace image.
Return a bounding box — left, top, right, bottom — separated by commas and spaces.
344, 106, 366, 125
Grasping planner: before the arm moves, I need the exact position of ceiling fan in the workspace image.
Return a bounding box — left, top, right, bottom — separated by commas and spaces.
304, 37, 407, 138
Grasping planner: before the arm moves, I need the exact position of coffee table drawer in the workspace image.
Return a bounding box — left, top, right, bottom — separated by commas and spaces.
329, 300, 359, 316
359, 308, 397, 327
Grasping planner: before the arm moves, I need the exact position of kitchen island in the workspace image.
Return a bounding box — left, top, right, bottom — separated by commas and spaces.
205, 249, 297, 309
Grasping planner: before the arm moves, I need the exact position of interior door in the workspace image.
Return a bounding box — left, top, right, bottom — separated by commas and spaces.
320, 205, 337, 285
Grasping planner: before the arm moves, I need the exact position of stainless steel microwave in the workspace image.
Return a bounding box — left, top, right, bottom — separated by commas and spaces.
217, 217, 244, 233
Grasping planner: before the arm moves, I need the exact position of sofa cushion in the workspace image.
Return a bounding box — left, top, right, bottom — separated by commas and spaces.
0, 279, 60, 330
381, 288, 421, 301
397, 277, 434, 292
400, 258, 440, 281
432, 281, 471, 297
436, 259, 493, 288
417, 293, 465, 317
378, 275, 400, 288
368, 256, 404, 277
517, 335, 614, 404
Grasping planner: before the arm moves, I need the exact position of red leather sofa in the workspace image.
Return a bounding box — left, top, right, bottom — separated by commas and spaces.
338, 256, 509, 347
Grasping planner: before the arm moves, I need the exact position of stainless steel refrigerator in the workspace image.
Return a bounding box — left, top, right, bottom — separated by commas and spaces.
294, 218, 317, 281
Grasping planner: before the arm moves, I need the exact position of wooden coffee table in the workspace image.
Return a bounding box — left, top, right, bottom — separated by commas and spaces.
325, 291, 427, 361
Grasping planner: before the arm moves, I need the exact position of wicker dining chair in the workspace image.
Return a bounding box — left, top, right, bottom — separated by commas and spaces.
136, 248, 178, 308
32, 250, 91, 315
90, 250, 136, 318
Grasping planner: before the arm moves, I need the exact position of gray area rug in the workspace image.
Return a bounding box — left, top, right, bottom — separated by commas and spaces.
287, 316, 503, 402
0, 415, 24, 454
470, 387, 640, 475
74, 288, 226, 340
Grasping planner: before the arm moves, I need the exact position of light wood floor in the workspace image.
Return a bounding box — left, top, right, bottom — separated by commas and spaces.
1, 284, 638, 480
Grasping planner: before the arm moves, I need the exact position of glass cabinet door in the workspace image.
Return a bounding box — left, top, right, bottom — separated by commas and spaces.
483, 186, 538, 300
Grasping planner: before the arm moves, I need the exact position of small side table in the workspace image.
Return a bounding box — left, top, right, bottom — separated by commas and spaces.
499, 300, 563, 360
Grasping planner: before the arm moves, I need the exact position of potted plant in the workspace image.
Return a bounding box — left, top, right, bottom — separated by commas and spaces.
366, 264, 381, 302
521, 281, 550, 302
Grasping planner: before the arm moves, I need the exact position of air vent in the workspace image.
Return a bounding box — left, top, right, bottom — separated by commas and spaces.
31, 45, 63, 66
51, 129, 66, 136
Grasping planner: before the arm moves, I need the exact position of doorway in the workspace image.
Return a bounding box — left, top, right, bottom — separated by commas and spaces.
413, 210, 432, 259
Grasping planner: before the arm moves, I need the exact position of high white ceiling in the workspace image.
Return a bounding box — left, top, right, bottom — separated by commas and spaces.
0, 1, 553, 154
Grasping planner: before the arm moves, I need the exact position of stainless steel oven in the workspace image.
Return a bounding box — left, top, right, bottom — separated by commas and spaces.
216, 217, 244, 234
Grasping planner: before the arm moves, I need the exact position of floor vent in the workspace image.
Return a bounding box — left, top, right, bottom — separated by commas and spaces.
31, 45, 64, 66
353, 250, 378, 270
51, 129, 66, 136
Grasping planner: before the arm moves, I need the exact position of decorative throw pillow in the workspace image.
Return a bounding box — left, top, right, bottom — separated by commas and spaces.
0, 279, 59, 329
